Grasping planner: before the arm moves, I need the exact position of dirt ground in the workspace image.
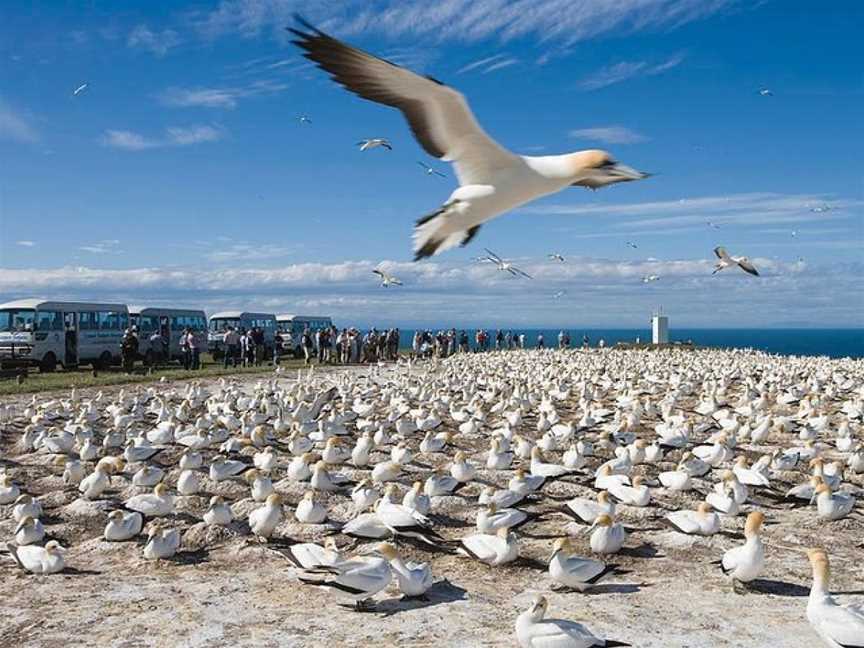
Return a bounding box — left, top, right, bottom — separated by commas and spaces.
1, 363, 862, 648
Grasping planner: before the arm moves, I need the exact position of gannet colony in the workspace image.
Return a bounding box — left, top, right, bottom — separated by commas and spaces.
1, 347, 862, 647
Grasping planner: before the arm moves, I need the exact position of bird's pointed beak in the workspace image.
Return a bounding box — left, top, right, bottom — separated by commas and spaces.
548, 548, 561, 561
609, 162, 651, 182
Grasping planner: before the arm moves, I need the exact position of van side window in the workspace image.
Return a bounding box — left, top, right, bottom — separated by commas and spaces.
79, 312, 97, 330
36, 310, 63, 331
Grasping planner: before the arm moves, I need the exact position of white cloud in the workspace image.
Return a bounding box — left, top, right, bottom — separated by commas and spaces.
0, 100, 39, 143
196, 1, 735, 46
204, 243, 298, 262
569, 126, 648, 144
79, 240, 122, 254
483, 57, 519, 74
15, 241, 36, 247
159, 80, 289, 109
101, 125, 224, 150
127, 24, 181, 57
579, 54, 684, 90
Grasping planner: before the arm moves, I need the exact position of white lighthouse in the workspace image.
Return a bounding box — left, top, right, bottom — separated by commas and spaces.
652, 312, 669, 345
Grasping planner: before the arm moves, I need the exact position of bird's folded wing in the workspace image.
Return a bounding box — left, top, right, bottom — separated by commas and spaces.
290, 18, 518, 186
531, 620, 594, 647
339, 563, 388, 591
817, 603, 864, 647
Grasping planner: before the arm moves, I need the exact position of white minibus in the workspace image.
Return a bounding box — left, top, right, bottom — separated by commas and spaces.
128, 306, 207, 365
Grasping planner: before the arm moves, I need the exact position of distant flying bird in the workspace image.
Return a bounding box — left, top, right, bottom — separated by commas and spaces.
373, 268, 403, 287
482, 248, 532, 279
707, 221, 721, 229
713, 246, 759, 276
553, 290, 566, 299
298, 115, 312, 124
810, 204, 833, 213
642, 274, 660, 283
626, 242, 638, 249
758, 88, 773, 96
72, 82, 89, 97
289, 17, 648, 261
548, 253, 565, 263
358, 138, 392, 151
791, 230, 798, 238
416, 161, 446, 178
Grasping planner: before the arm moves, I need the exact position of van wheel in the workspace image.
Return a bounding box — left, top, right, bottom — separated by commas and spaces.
97, 351, 113, 369
40, 353, 57, 373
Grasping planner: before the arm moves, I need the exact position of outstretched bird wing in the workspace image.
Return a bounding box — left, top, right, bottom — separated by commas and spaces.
737, 259, 760, 276
714, 246, 732, 262
289, 16, 518, 186
483, 248, 504, 264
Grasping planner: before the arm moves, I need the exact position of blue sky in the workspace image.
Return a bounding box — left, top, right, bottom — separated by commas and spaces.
1, 0, 862, 328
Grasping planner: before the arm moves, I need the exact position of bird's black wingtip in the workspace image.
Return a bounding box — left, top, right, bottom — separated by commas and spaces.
289, 14, 323, 36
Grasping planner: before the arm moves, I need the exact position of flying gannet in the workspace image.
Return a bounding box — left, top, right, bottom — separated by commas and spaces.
358, 138, 392, 151
290, 17, 648, 259
713, 246, 760, 276
373, 268, 403, 287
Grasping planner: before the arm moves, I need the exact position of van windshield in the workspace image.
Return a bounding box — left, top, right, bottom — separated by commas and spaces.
0, 309, 35, 333
210, 318, 240, 332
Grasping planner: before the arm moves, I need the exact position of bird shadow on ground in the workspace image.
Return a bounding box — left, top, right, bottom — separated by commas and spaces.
746, 579, 809, 597
619, 543, 664, 559
583, 582, 652, 595
167, 548, 210, 565
429, 513, 472, 529
718, 530, 746, 540
375, 578, 469, 617
61, 566, 102, 576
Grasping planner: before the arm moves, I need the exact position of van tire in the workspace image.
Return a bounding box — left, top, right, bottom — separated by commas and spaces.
97, 351, 113, 370
40, 353, 57, 373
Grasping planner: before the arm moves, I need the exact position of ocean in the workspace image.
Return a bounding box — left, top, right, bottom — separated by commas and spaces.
393, 329, 864, 359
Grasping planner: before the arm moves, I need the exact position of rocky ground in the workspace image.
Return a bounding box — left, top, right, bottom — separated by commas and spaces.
1, 363, 862, 648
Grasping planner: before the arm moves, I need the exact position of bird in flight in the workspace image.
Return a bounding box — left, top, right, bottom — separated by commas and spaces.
810, 204, 833, 213
547, 253, 565, 263
298, 115, 312, 125
707, 221, 721, 229
758, 88, 773, 96
552, 290, 566, 299
416, 161, 446, 178
72, 82, 89, 97
791, 230, 798, 238
626, 241, 638, 249
642, 274, 660, 283
482, 248, 532, 279
372, 268, 403, 287
289, 16, 649, 261
358, 138, 392, 151
712, 246, 759, 276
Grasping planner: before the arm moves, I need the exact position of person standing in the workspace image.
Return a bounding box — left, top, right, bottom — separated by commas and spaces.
302, 327, 313, 365
537, 333, 545, 349
149, 330, 164, 366
180, 328, 192, 370
224, 326, 240, 368
121, 328, 138, 374
189, 328, 201, 370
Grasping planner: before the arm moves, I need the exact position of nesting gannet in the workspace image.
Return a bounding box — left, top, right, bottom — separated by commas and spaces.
608, 476, 651, 507
290, 18, 647, 259
379, 542, 434, 599
589, 514, 626, 555
14, 515, 45, 545
7, 540, 66, 575
13, 494, 43, 522
713, 246, 760, 276
805, 548, 864, 648
249, 493, 284, 539
477, 503, 532, 534
254, 446, 278, 472
288, 453, 316, 481
563, 492, 615, 524
298, 544, 392, 611
372, 268, 403, 287
375, 487, 445, 546
451, 451, 477, 482
341, 512, 392, 540
245, 468, 275, 502
312, 461, 350, 491
285, 538, 345, 570
177, 468, 202, 496
132, 465, 165, 488
0, 474, 21, 504
143, 523, 181, 560
665, 502, 720, 536
60, 457, 86, 485
105, 510, 143, 541
516, 594, 631, 647
548, 537, 628, 593
125, 483, 175, 517
296, 491, 328, 524
203, 496, 234, 526
358, 138, 392, 151
812, 483, 856, 521
424, 469, 463, 496
715, 511, 765, 590
510, 468, 546, 496
402, 481, 431, 516
78, 462, 114, 499
209, 455, 248, 482
459, 526, 518, 565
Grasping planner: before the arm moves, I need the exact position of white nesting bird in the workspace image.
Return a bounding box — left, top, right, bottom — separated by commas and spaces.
290, 18, 647, 259
7, 540, 66, 575
298, 544, 392, 611
548, 537, 628, 593
459, 527, 519, 566
104, 510, 143, 541
664, 502, 720, 536
379, 542, 434, 599
143, 524, 181, 560
516, 594, 630, 648
203, 496, 234, 526
249, 493, 284, 539
715, 511, 765, 591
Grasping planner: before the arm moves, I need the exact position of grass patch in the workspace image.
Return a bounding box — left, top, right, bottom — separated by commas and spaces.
0, 354, 309, 396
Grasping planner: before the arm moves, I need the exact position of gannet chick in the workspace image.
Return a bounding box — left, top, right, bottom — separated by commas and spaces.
131, 465, 165, 488
451, 451, 477, 482
296, 491, 328, 524
254, 446, 277, 472
125, 483, 175, 517
402, 481, 431, 515
379, 542, 434, 600
548, 537, 628, 593
209, 455, 248, 482
249, 493, 284, 540
12, 494, 43, 522
78, 463, 114, 500
203, 495, 234, 526
104, 510, 143, 541
0, 474, 21, 504
715, 511, 765, 591
589, 514, 626, 555
7, 540, 65, 575
245, 468, 275, 502
143, 523, 180, 560
564, 491, 615, 524
665, 502, 720, 536
459, 526, 519, 566
516, 594, 631, 647
298, 543, 392, 611
14, 515, 45, 546
177, 468, 202, 495
608, 476, 650, 507
805, 548, 864, 647
812, 483, 855, 521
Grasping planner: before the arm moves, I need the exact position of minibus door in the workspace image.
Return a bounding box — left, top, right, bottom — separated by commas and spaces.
64, 312, 79, 367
